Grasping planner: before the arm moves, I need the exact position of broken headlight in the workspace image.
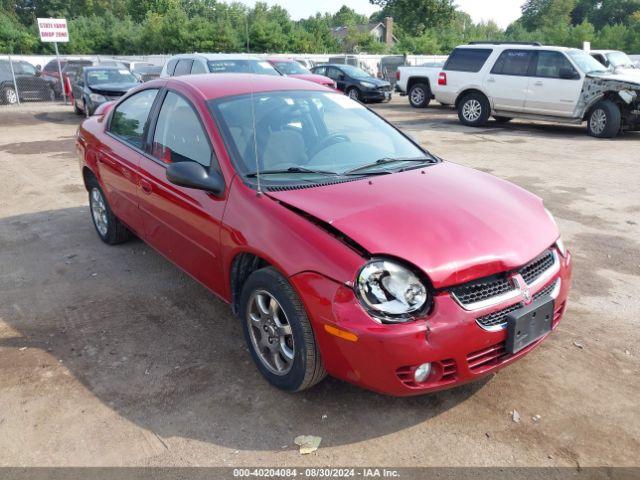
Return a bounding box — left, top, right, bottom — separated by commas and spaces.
356, 259, 429, 322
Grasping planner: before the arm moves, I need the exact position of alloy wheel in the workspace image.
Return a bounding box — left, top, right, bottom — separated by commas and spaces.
590, 108, 607, 136
348, 88, 359, 101
90, 188, 109, 237
410, 87, 425, 105
462, 99, 482, 122
5, 88, 18, 105
246, 290, 295, 376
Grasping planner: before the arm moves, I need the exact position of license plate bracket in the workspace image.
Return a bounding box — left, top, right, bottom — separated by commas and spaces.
505, 297, 554, 354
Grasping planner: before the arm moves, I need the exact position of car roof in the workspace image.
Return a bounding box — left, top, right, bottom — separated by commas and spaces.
85, 66, 126, 71
167, 53, 265, 61
147, 74, 330, 101
454, 43, 575, 52
590, 50, 622, 54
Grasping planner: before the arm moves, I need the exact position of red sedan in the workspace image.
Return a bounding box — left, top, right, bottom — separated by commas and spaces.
76, 74, 572, 396
267, 58, 336, 89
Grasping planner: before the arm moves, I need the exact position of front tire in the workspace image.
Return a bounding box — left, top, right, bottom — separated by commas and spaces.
408, 82, 431, 108
587, 100, 621, 138
88, 182, 131, 245
74, 99, 83, 115
457, 92, 490, 127
347, 87, 361, 102
239, 267, 326, 392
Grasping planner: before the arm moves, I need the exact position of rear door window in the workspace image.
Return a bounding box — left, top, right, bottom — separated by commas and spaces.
109, 89, 159, 149
165, 59, 178, 76
491, 50, 535, 76
174, 59, 193, 76
444, 48, 493, 72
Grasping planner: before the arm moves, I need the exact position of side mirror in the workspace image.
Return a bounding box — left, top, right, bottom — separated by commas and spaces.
559, 67, 579, 80
166, 161, 224, 195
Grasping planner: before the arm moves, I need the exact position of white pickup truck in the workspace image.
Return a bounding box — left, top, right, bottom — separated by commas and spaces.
395, 61, 445, 108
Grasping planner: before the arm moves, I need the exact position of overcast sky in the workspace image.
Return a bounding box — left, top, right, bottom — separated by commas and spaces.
240, 0, 525, 28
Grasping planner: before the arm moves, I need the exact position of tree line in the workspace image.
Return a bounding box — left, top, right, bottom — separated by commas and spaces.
1, 0, 639, 55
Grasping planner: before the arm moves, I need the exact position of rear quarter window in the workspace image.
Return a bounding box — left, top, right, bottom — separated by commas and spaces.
444, 48, 493, 73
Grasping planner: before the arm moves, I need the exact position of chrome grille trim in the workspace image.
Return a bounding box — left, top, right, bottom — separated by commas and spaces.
475, 278, 561, 331
451, 248, 560, 312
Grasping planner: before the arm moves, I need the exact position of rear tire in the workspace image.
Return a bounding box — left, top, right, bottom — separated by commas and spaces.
587, 100, 621, 138
74, 99, 83, 115
239, 267, 326, 392
2, 86, 18, 105
457, 92, 490, 127
87, 180, 132, 245
408, 82, 431, 108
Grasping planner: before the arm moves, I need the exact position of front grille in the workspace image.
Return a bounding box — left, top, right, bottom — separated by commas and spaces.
519, 249, 555, 285
533, 279, 558, 300
451, 274, 515, 306
476, 302, 524, 329
451, 248, 557, 309
467, 343, 508, 372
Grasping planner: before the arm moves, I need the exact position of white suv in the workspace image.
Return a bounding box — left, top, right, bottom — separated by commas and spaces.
435, 42, 640, 138
160, 53, 280, 78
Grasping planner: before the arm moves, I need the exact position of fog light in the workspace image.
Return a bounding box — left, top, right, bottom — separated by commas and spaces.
414, 363, 432, 383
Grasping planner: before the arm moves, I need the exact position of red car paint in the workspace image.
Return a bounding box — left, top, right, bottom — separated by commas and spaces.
77, 74, 572, 396
267, 58, 336, 89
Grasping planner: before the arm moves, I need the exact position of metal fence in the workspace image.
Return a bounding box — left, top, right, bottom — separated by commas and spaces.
1, 52, 448, 107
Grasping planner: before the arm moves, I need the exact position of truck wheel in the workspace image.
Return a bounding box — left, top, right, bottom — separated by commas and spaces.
587, 100, 621, 138
458, 92, 490, 127
408, 82, 431, 108
2, 86, 18, 105
239, 267, 326, 392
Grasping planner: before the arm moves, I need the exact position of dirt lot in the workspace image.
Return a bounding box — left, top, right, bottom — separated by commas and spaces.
0, 100, 638, 468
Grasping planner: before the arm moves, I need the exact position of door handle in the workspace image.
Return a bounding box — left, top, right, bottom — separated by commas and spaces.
534, 81, 543, 86
139, 179, 153, 195
97, 152, 116, 167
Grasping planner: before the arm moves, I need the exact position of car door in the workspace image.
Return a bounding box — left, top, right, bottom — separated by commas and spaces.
524, 51, 582, 117
484, 49, 534, 112
137, 89, 227, 295
173, 59, 193, 77
326, 67, 347, 92
99, 88, 160, 235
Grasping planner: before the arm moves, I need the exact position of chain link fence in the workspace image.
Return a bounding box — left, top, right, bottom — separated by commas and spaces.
0, 55, 63, 106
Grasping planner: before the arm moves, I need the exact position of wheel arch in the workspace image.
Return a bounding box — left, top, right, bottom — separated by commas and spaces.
229, 252, 278, 315
455, 88, 490, 110
407, 76, 431, 93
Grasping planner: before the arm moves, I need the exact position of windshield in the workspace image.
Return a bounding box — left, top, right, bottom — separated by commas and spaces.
207, 60, 280, 76
86, 69, 137, 86
607, 51, 635, 68
567, 50, 608, 74
210, 91, 431, 184
340, 65, 372, 79
271, 61, 310, 75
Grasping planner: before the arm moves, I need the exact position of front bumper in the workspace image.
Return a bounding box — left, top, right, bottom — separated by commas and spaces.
291, 250, 572, 396
362, 88, 392, 102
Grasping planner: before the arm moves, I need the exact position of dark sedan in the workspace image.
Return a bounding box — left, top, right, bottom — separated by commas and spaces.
0, 60, 55, 105
72, 66, 140, 116
311, 64, 392, 103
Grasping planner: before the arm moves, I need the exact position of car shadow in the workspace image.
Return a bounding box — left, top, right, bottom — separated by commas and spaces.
0, 206, 488, 451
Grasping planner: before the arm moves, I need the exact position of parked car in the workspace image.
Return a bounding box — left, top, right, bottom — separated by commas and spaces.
0, 59, 55, 104
71, 66, 140, 116
267, 58, 335, 88
295, 58, 315, 70
41, 58, 93, 98
435, 42, 640, 138
133, 65, 162, 82
311, 64, 392, 102
395, 61, 446, 108
161, 53, 280, 77
590, 50, 640, 76
76, 74, 572, 396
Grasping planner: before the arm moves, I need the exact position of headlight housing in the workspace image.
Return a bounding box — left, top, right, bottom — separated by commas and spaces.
89, 93, 107, 102
360, 81, 375, 89
545, 208, 566, 256
356, 259, 429, 323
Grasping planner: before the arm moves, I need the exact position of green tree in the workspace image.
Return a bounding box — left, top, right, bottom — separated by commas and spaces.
369, 0, 456, 35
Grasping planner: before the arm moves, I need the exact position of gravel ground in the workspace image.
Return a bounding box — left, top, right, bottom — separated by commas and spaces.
0, 100, 638, 468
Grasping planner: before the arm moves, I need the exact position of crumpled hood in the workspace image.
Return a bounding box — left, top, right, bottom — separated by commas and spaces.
268, 163, 559, 288
587, 71, 640, 87
89, 82, 140, 95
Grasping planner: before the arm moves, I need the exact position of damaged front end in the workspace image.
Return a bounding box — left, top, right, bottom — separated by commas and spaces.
579, 75, 640, 130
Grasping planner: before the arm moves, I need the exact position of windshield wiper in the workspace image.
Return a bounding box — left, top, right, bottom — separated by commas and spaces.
343, 157, 432, 176
245, 166, 338, 178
